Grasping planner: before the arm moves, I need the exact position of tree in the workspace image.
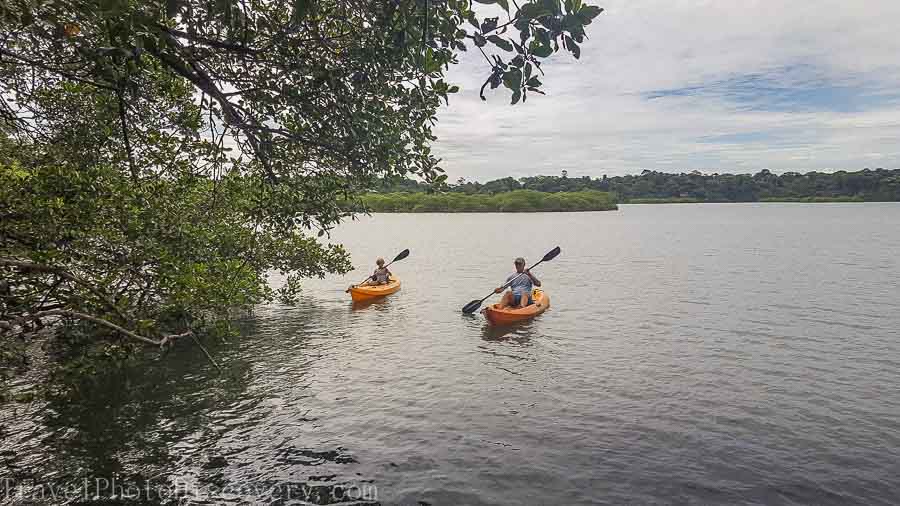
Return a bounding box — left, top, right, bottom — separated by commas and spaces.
0, 0, 605, 361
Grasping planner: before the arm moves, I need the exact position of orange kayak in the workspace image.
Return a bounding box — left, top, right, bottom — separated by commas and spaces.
482, 289, 550, 326
349, 277, 401, 302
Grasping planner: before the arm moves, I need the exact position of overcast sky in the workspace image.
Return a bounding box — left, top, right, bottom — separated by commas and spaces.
433, 0, 900, 181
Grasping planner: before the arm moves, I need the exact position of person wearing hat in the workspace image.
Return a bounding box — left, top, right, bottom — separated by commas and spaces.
494, 257, 541, 309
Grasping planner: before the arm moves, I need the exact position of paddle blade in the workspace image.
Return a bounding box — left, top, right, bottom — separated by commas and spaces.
393, 249, 410, 263
461, 299, 483, 314
542, 246, 561, 262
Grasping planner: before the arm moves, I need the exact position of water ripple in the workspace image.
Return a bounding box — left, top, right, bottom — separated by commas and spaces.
2, 204, 900, 504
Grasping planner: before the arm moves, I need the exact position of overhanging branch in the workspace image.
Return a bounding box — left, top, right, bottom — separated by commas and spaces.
1, 310, 161, 345
0, 48, 117, 91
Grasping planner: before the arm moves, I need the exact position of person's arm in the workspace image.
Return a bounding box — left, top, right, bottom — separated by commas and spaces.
525, 269, 541, 287
494, 275, 511, 293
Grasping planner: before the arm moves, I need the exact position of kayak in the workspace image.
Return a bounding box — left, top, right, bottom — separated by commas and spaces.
482, 288, 550, 326
349, 277, 401, 302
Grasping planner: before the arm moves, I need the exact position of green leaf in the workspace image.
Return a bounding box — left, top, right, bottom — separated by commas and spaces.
525, 62, 533, 80
448, 85, 460, 93
542, 0, 562, 15
423, 47, 441, 73
562, 13, 580, 30
514, 17, 531, 34
502, 68, 523, 90
481, 17, 498, 33
565, 35, 580, 59
467, 11, 480, 29
511, 88, 522, 105
519, 3, 548, 20
474, 33, 487, 47
488, 35, 513, 51
529, 39, 553, 57
578, 5, 604, 21
570, 25, 585, 43
526, 76, 542, 87
535, 27, 551, 45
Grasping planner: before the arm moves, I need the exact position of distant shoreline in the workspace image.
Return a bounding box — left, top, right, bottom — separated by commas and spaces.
371, 169, 900, 205
624, 196, 869, 204
355, 189, 618, 213
356, 197, 900, 212
352, 194, 897, 213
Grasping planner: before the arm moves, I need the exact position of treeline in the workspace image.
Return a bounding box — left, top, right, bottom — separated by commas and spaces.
358, 190, 617, 212
375, 168, 900, 202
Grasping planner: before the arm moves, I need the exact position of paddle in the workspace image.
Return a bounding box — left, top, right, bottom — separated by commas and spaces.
461, 246, 561, 314
346, 249, 410, 292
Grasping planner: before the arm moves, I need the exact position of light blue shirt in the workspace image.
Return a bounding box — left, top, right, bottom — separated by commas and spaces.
506, 272, 533, 296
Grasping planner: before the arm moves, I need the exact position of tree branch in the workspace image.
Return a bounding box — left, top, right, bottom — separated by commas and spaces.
161, 26, 258, 54
0, 258, 129, 322
117, 87, 139, 182
1, 310, 160, 345
147, 31, 280, 183
0, 48, 117, 91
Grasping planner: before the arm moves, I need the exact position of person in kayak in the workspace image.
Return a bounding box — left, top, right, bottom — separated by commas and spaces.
495, 257, 541, 308
358, 257, 392, 287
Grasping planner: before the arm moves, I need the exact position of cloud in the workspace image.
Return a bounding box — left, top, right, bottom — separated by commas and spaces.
644, 64, 900, 113
432, 0, 900, 180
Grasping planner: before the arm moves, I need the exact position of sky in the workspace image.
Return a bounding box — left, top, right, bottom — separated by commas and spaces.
433, 0, 900, 180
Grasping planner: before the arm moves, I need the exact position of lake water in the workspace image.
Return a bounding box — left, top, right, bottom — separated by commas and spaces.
2, 203, 900, 505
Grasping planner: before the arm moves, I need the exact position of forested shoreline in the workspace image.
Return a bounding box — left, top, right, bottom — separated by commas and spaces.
367, 169, 900, 208
358, 189, 617, 212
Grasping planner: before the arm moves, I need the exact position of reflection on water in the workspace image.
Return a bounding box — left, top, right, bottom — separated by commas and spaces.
480, 320, 537, 344
350, 297, 395, 312
3, 204, 900, 505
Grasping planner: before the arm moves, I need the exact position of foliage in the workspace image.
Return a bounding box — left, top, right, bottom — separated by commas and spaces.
358, 189, 617, 212
0, 153, 352, 342
758, 196, 866, 203
375, 168, 900, 202
626, 197, 702, 204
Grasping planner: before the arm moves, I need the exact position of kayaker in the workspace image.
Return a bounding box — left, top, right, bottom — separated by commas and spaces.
358, 257, 392, 287
494, 257, 541, 308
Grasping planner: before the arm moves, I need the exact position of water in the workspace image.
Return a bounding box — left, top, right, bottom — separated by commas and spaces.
2, 203, 900, 505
